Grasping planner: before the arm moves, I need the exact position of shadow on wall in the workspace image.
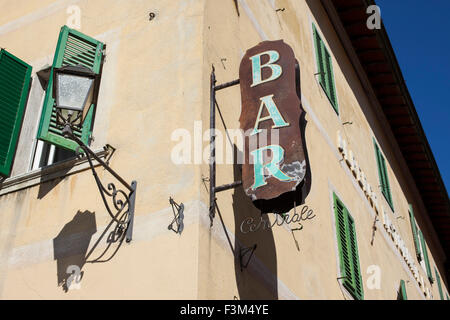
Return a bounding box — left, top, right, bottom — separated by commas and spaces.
53, 210, 97, 292
53, 208, 131, 292
231, 60, 311, 299
213, 97, 279, 299
37, 147, 77, 199
232, 146, 278, 299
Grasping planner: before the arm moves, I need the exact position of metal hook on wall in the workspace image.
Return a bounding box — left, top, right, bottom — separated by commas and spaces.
168, 197, 184, 234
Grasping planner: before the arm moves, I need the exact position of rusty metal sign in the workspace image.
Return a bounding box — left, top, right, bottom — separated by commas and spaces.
239, 40, 306, 203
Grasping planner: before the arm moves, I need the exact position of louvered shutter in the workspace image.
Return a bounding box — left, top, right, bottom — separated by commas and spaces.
374, 141, 384, 188
347, 213, 364, 300
380, 155, 393, 205
313, 25, 326, 90
313, 24, 339, 115
435, 267, 444, 300
399, 279, 407, 300
37, 26, 104, 151
334, 194, 353, 289
408, 204, 422, 260
324, 48, 338, 113
334, 194, 364, 299
373, 140, 394, 210
418, 230, 433, 282
0, 50, 32, 177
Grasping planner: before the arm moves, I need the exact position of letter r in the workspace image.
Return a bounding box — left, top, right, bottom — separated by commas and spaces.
251, 145, 293, 190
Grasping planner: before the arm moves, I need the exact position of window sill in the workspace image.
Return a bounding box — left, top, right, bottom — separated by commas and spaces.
0, 148, 109, 196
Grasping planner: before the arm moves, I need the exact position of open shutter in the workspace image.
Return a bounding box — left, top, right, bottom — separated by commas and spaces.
408, 204, 422, 261
398, 280, 407, 300
347, 213, 364, 300
324, 48, 338, 114
373, 140, 394, 210
313, 25, 326, 90
334, 194, 363, 300
0, 50, 32, 177
313, 24, 339, 115
37, 26, 104, 151
380, 155, 393, 206
435, 267, 444, 300
334, 194, 353, 290
418, 230, 433, 283
374, 141, 384, 190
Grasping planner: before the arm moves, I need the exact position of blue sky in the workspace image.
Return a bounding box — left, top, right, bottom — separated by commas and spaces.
376, 0, 450, 194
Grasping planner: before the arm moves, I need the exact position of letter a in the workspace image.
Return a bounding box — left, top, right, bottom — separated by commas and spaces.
252, 94, 289, 135
366, 5, 381, 30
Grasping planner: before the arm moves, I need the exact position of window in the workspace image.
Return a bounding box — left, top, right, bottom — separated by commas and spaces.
0, 26, 105, 180
373, 139, 394, 211
31, 141, 76, 170
36, 25, 104, 152
0, 49, 32, 178
434, 267, 443, 300
333, 193, 364, 300
312, 24, 338, 114
408, 204, 422, 261
397, 280, 407, 300
418, 230, 433, 283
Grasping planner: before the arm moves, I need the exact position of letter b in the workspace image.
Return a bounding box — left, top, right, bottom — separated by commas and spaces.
250, 50, 282, 87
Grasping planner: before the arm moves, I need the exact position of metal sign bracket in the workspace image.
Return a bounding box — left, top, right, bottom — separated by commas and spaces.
209, 66, 242, 227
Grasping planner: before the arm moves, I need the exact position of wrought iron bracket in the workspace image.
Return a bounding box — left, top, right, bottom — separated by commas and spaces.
239, 244, 257, 271
168, 197, 184, 234
62, 124, 137, 243
209, 66, 240, 227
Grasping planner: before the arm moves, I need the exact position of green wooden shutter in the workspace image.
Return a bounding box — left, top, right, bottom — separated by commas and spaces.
435, 267, 444, 300
37, 26, 104, 151
347, 214, 364, 300
334, 193, 364, 300
398, 280, 407, 300
334, 194, 353, 287
323, 48, 338, 114
408, 204, 422, 261
373, 139, 394, 211
0, 50, 32, 177
313, 25, 326, 90
312, 24, 339, 115
418, 230, 433, 283
380, 155, 393, 206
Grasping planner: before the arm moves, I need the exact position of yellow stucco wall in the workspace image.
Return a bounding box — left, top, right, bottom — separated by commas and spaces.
0, 0, 447, 299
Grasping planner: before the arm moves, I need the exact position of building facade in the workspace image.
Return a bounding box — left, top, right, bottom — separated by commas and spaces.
0, 0, 449, 300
